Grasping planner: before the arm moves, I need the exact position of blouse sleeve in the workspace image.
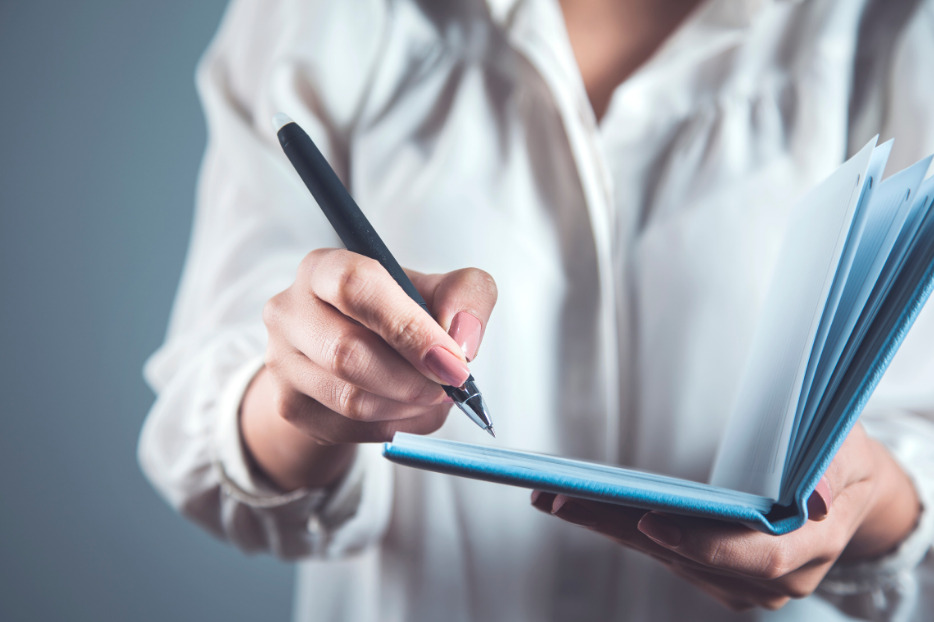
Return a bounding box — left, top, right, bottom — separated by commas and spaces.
137, 0, 395, 560
818, 1, 934, 617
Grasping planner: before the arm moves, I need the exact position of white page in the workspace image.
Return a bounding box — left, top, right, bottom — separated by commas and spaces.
786, 156, 931, 471
709, 139, 876, 498
784, 177, 934, 490
782, 193, 934, 500
782, 142, 892, 459
852, 175, 934, 342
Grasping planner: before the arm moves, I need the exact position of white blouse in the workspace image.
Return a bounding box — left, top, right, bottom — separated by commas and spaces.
139, 0, 934, 620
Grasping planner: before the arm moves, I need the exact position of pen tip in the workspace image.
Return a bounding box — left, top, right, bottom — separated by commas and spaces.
272, 112, 293, 133
486, 426, 495, 438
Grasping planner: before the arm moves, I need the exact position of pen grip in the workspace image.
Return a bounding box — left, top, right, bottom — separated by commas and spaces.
277, 119, 492, 433
278, 123, 429, 311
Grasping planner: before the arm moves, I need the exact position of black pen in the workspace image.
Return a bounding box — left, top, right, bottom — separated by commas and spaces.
273, 113, 495, 437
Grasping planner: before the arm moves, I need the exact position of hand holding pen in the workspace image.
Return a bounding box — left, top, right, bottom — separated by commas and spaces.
238, 116, 497, 492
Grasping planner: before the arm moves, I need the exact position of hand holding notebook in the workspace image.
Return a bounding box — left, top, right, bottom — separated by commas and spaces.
536, 421, 919, 611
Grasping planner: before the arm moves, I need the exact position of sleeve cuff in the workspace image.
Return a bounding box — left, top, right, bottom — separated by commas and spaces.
210, 355, 318, 507
209, 354, 391, 557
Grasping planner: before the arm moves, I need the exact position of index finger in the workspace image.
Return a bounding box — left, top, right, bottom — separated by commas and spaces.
307, 249, 471, 388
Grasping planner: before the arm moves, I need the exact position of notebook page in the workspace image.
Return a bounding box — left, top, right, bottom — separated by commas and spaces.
785, 156, 930, 471
781, 198, 934, 503
709, 139, 875, 498
782, 143, 892, 457
849, 176, 934, 349
783, 178, 934, 491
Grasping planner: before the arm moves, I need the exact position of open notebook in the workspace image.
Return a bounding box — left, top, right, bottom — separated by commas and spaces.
383, 138, 934, 535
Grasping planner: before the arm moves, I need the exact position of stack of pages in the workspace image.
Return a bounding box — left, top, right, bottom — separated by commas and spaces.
384, 138, 934, 534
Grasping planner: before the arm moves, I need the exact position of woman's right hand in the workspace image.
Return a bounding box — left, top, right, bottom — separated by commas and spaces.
240, 248, 498, 491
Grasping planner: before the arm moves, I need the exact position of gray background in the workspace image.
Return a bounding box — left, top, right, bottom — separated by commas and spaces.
0, 2, 295, 620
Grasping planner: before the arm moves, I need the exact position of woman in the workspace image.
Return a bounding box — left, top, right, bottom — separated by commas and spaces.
140, 0, 934, 619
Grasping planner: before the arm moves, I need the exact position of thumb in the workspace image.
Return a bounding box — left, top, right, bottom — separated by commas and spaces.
407, 267, 498, 362
807, 423, 872, 522
807, 476, 834, 521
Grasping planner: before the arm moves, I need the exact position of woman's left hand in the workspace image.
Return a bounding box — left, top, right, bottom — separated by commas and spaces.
532, 423, 920, 612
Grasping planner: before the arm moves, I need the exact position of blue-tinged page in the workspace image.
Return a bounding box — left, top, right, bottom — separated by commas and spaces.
786, 155, 931, 476
708, 138, 877, 500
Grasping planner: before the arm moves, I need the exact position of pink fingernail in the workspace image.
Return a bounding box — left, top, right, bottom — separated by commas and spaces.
449, 312, 482, 361
807, 476, 833, 521
424, 346, 470, 387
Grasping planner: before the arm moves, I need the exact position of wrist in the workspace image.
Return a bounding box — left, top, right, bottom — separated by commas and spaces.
841, 439, 921, 562
240, 366, 357, 492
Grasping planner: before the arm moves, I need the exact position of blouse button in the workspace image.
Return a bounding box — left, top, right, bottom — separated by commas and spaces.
306, 513, 330, 554
306, 513, 324, 535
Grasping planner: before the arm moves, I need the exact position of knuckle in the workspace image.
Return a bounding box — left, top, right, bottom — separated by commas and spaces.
263, 346, 283, 374
336, 382, 368, 420
326, 329, 367, 381
298, 248, 327, 276
268, 381, 287, 415
336, 256, 381, 306
262, 293, 287, 330
272, 384, 302, 423
760, 546, 791, 581
387, 313, 428, 352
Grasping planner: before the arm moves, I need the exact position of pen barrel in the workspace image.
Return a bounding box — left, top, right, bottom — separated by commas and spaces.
277, 123, 429, 310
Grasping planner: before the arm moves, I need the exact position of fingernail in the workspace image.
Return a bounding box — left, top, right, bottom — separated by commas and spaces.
449, 312, 482, 361
424, 346, 470, 387
638, 513, 682, 547
807, 476, 833, 521
551, 496, 598, 527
